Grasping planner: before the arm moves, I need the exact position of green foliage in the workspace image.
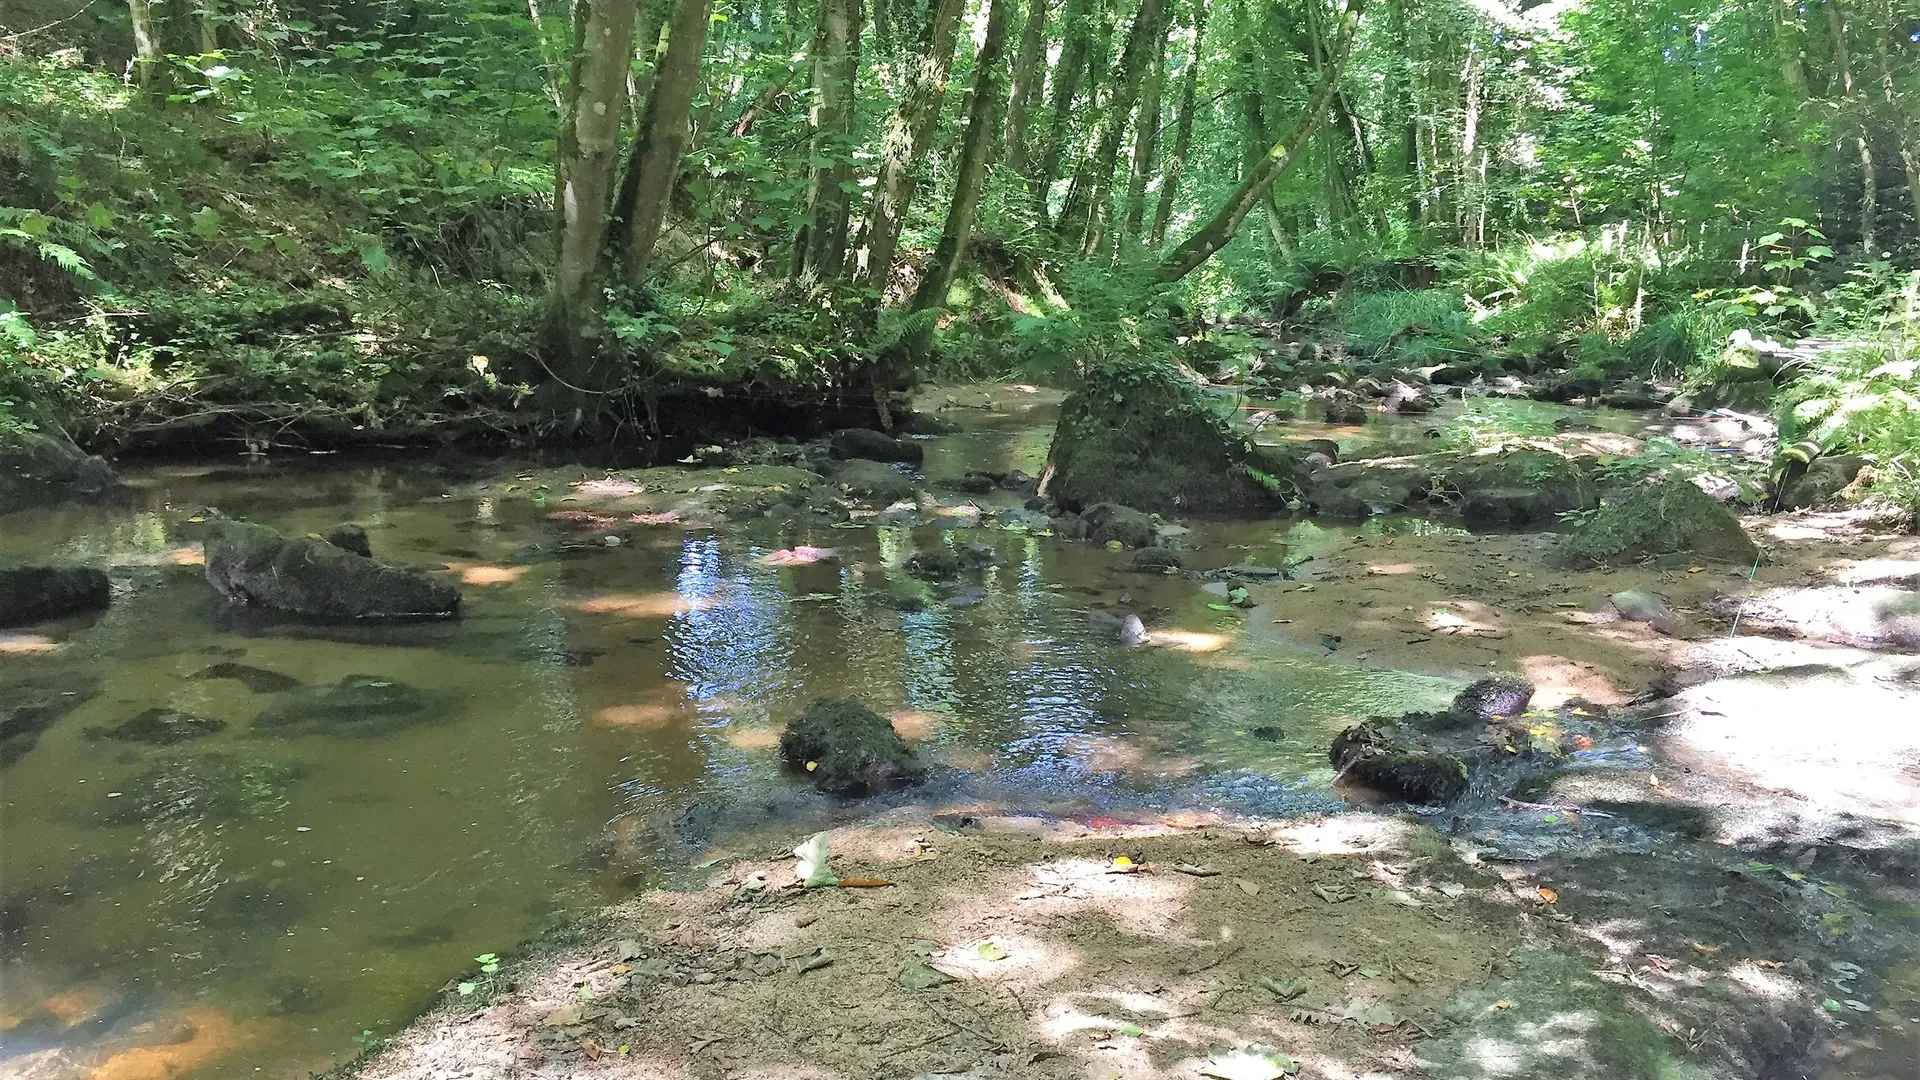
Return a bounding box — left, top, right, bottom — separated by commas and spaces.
1778, 341, 1920, 506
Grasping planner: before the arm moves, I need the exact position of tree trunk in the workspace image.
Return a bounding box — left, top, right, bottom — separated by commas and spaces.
1056, 0, 1164, 246
1826, 0, 1877, 253
907, 0, 1013, 347
1775, 0, 1812, 99
1029, 0, 1094, 221
794, 0, 863, 281
127, 0, 166, 91
1873, 0, 1920, 229
1004, 0, 1051, 177
1156, 1, 1361, 285
612, 0, 714, 286
1387, 0, 1419, 226
552, 0, 641, 321
856, 0, 966, 294
1121, 0, 1174, 240
1148, 0, 1205, 248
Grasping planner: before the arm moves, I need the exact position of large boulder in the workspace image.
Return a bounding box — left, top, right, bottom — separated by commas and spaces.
1443, 450, 1597, 526
1303, 459, 1436, 519
1046, 359, 1286, 515
0, 432, 120, 514
0, 566, 110, 626
779, 699, 926, 796
203, 518, 461, 620
1776, 454, 1867, 510
1083, 503, 1158, 548
1556, 479, 1759, 568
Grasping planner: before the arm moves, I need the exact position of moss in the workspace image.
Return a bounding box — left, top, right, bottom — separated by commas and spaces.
779, 699, 926, 796
1047, 358, 1286, 515
1557, 479, 1758, 568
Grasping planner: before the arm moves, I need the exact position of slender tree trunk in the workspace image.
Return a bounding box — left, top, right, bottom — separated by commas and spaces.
612, 0, 714, 286
628, 5, 671, 130
552, 0, 641, 321
128, 0, 166, 91
730, 58, 803, 136
1121, 0, 1174, 240
527, 0, 568, 109
1156, 0, 1361, 284
1148, 0, 1204, 248
1387, 0, 1419, 226
907, 0, 1013, 347
1873, 0, 1920, 229
794, 0, 863, 281
1004, 0, 1051, 177
1826, 0, 1877, 253
856, 0, 965, 294
1775, 0, 1812, 99
1030, 0, 1094, 221
1056, 0, 1164, 245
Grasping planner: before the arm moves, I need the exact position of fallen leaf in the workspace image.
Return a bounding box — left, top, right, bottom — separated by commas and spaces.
542, 1004, 585, 1027
610, 964, 631, 976
1537, 887, 1559, 904
899, 962, 956, 990
1118, 1022, 1144, 1037
972, 940, 1008, 961
837, 876, 893, 888
1338, 998, 1399, 1026
1688, 941, 1722, 956
1493, 1000, 1512, 1011
1234, 878, 1260, 896
1172, 863, 1220, 877
1258, 977, 1306, 1001
1113, 855, 1134, 868
794, 832, 838, 887
1200, 1043, 1299, 1079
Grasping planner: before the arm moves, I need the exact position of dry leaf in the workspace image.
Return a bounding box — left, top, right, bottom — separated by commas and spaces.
837, 876, 893, 888
1235, 878, 1260, 896
1493, 1000, 1512, 1010
1688, 941, 1722, 955
1537, 887, 1559, 904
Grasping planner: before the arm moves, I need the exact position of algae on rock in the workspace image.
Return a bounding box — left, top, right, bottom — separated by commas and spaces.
1556, 479, 1758, 568
1046, 358, 1289, 515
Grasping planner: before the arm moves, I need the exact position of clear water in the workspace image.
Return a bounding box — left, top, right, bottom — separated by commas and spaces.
0, 428, 1456, 1080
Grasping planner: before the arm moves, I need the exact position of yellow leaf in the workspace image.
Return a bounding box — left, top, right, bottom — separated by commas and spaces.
1494, 1000, 1512, 1010
1234, 878, 1260, 896
1537, 887, 1558, 904
1688, 941, 1722, 955
611, 964, 631, 975
1113, 856, 1134, 868
806, 761, 818, 772
1688, 566, 1705, 573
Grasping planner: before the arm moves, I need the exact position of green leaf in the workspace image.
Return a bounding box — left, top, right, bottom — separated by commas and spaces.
1200, 1044, 1299, 1079
360, 244, 392, 273
85, 203, 114, 229
189, 206, 222, 237
456, 981, 477, 995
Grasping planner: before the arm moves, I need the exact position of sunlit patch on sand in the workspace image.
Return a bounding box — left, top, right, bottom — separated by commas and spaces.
459, 564, 526, 586
1519, 655, 1628, 706
931, 747, 996, 771
1366, 562, 1422, 576
887, 708, 948, 740
571, 477, 647, 498
0, 634, 65, 655
86, 1009, 248, 1080
720, 726, 781, 750
1423, 603, 1508, 638
1150, 628, 1231, 653
629, 510, 682, 525
168, 546, 205, 566
591, 682, 696, 729
570, 592, 701, 618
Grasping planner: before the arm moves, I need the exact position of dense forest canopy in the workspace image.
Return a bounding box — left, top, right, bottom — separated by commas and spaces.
2, 0, 1919, 482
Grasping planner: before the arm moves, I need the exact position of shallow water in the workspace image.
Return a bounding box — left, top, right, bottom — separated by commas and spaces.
0, 424, 1465, 1079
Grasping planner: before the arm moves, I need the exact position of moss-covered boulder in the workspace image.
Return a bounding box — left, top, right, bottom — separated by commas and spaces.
0, 566, 110, 627
831, 459, 917, 505
204, 518, 461, 620
85, 709, 228, 746
1444, 449, 1597, 526
101, 753, 302, 824
779, 699, 925, 796
1329, 719, 1469, 805
1084, 503, 1158, 548
1046, 359, 1285, 515
1776, 454, 1867, 510
254, 675, 444, 737
0, 432, 120, 514
1556, 479, 1758, 568
1303, 459, 1438, 519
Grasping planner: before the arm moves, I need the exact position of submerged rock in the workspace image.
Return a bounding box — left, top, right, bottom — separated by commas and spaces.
829, 428, 924, 464
192, 661, 302, 694
0, 673, 102, 766
203, 518, 461, 620
321, 522, 373, 557
0, 431, 121, 514
1131, 547, 1183, 571
1046, 359, 1288, 515
253, 674, 443, 737
778, 699, 926, 796
0, 566, 110, 627
1086, 609, 1151, 647
1303, 460, 1436, 519
1556, 479, 1758, 568
85, 709, 228, 746
904, 543, 996, 581
101, 752, 302, 824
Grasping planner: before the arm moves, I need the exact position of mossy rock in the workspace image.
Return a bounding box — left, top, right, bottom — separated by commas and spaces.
1330, 719, 1469, 805
0, 566, 111, 627
1556, 479, 1758, 568
1047, 359, 1286, 515
832, 459, 917, 505
1444, 450, 1597, 526
779, 699, 926, 797
101, 753, 303, 824
204, 518, 461, 620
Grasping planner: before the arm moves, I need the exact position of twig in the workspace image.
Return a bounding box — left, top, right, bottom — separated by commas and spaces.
1176, 943, 1243, 976
1498, 796, 1617, 819
2, 0, 96, 40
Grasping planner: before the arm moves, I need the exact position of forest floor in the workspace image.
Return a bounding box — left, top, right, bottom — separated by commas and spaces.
343, 441, 1920, 1080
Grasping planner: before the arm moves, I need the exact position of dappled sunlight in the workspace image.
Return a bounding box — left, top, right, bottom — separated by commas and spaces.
720, 724, 782, 750
457, 563, 526, 586
0, 633, 66, 654
1518, 655, 1629, 706
1366, 561, 1423, 575
168, 545, 205, 566
1260, 815, 1418, 856
1422, 601, 1508, 639
86, 1009, 250, 1080
1148, 628, 1231, 652
570, 591, 703, 618
887, 707, 949, 740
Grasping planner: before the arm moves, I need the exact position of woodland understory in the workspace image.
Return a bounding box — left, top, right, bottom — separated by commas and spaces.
2, 0, 1920, 502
